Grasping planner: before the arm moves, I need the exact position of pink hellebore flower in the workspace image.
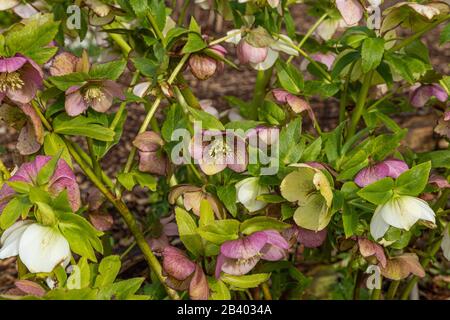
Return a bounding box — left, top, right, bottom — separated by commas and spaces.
0, 156, 81, 212
272, 89, 316, 122
0, 54, 43, 104
236, 39, 268, 65
215, 230, 289, 277
189, 130, 248, 175
133, 131, 168, 176
335, 0, 364, 26
162, 246, 209, 300
354, 159, 409, 188
65, 80, 124, 116
296, 226, 327, 248
410, 84, 448, 108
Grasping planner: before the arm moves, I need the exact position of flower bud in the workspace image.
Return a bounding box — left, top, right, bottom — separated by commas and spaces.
237, 39, 268, 64
188, 54, 218, 80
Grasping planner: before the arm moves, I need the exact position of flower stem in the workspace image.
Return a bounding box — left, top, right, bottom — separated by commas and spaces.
147, 13, 166, 47
103, 24, 132, 55
261, 282, 272, 300
339, 61, 356, 123
347, 71, 374, 139
386, 280, 400, 300
64, 137, 180, 300
297, 13, 327, 50
86, 138, 102, 179
251, 68, 273, 120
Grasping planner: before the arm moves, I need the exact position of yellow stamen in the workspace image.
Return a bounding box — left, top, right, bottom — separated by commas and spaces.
0, 72, 24, 92
83, 87, 104, 102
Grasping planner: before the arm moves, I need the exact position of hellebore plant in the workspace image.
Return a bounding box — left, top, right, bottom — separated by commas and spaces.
0, 0, 449, 302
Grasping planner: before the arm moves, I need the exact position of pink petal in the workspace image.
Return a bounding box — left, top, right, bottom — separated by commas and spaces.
137, 151, 167, 176
384, 158, 409, 178
102, 80, 125, 100
221, 255, 261, 276
189, 264, 209, 300
220, 232, 268, 259
428, 174, 450, 188
336, 0, 364, 26
133, 131, 164, 152
162, 246, 196, 281
65, 89, 88, 116
237, 40, 268, 64
0, 56, 27, 73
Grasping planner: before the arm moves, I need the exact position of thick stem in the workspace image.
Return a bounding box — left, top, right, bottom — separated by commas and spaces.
297, 13, 327, 50
261, 282, 272, 300
251, 68, 273, 120
103, 24, 132, 55
347, 71, 374, 139
64, 137, 180, 300
386, 280, 400, 300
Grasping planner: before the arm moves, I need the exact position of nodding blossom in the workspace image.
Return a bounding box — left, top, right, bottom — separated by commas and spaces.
354, 159, 409, 188
0, 54, 43, 104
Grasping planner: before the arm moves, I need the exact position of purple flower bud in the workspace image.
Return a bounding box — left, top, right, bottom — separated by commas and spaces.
296, 226, 327, 248
188, 54, 218, 80
162, 246, 196, 281
428, 174, 450, 189
410, 84, 448, 108
358, 237, 387, 268
354, 158, 409, 187
237, 39, 268, 65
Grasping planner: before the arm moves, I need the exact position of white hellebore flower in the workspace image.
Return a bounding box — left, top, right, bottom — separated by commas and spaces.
235, 177, 269, 212
370, 196, 435, 240
0, 221, 71, 273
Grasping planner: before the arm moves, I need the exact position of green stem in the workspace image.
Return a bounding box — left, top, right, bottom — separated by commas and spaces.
64, 138, 180, 300
339, 61, 356, 123
297, 13, 327, 50
177, 0, 191, 26
261, 282, 272, 300
347, 71, 374, 139
370, 287, 382, 300
386, 280, 400, 300
103, 24, 132, 55
390, 14, 450, 52
147, 13, 166, 47
86, 138, 102, 179
251, 68, 273, 120
209, 30, 242, 46
110, 71, 141, 131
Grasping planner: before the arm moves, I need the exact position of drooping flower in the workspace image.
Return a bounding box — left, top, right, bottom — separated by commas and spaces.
0, 220, 71, 273
189, 130, 248, 175
434, 109, 450, 139
441, 225, 450, 261
370, 195, 435, 241
354, 158, 409, 187
189, 45, 227, 80
280, 164, 334, 231
146, 214, 179, 253
301, 53, 336, 71
428, 174, 450, 189
410, 84, 448, 107
0, 54, 43, 104
161, 246, 209, 300
235, 177, 269, 212
228, 29, 298, 70
168, 184, 224, 218
215, 230, 289, 277
0, 155, 81, 213
49, 52, 86, 77
380, 253, 425, 281
65, 80, 124, 116
357, 237, 387, 267
133, 131, 168, 176
272, 89, 316, 122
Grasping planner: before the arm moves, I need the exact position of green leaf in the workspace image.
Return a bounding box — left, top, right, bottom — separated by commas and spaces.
331, 50, 360, 78
182, 18, 206, 54
117, 171, 157, 192
221, 273, 271, 289
275, 60, 303, 94
129, 0, 149, 18
197, 220, 240, 245
161, 104, 188, 142
417, 150, 450, 168
0, 196, 32, 230
187, 106, 225, 130
440, 22, 450, 45
208, 278, 231, 300
48, 72, 89, 91
279, 117, 302, 164
240, 216, 290, 235
199, 199, 215, 227
94, 255, 121, 288
89, 60, 126, 80
216, 186, 237, 217
174, 207, 203, 256
36, 151, 62, 186
53, 114, 115, 142
357, 177, 394, 205
6, 15, 59, 58
361, 37, 385, 73
58, 212, 103, 262
342, 202, 358, 238
44, 133, 72, 167
5, 181, 30, 194
394, 162, 431, 196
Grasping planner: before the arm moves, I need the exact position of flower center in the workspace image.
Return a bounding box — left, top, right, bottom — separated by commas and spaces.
208, 139, 231, 159
83, 86, 104, 102
0, 72, 24, 92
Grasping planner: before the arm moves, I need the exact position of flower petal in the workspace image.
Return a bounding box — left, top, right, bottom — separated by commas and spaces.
221, 232, 268, 259
0, 56, 27, 73
189, 264, 209, 300
18, 224, 71, 273
65, 88, 88, 116
297, 227, 327, 248
250, 48, 279, 70
0, 220, 32, 259
336, 0, 364, 26
370, 205, 390, 240
162, 246, 196, 281
221, 255, 260, 276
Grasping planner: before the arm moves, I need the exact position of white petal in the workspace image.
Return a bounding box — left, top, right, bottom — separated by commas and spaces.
250, 49, 278, 70
403, 196, 435, 224
133, 82, 151, 98
0, 220, 32, 259
379, 197, 418, 231
370, 206, 390, 240
13, 4, 38, 18
0, 0, 19, 10
236, 177, 259, 204
316, 18, 339, 41
271, 35, 298, 56
19, 224, 71, 273
441, 225, 450, 261
225, 29, 242, 45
